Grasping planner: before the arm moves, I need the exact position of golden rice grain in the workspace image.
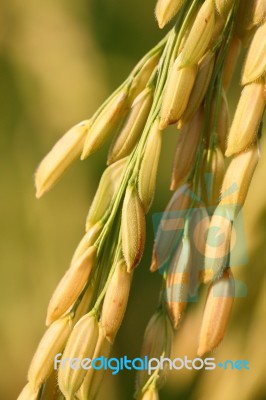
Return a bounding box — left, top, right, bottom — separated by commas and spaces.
122, 185, 146, 271
165, 236, 191, 328
101, 259, 132, 343
201, 146, 225, 206
179, 51, 215, 124
46, 245, 97, 325
177, 0, 215, 68
35, 120, 90, 198
58, 313, 99, 399
137, 311, 173, 391
81, 87, 130, 159
221, 144, 260, 218
198, 269, 234, 356
138, 120, 162, 211
226, 82, 265, 157
155, 0, 185, 29
108, 87, 153, 164
150, 183, 192, 272
189, 206, 210, 294
242, 22, 266, 85
76, 325, 111, 400
216, 91, 230, 153
159, 63, 197, 129
28, 317, 73, 391
171, 108, 203, 190
86, 158, 128, 230
204, 205, 232, 280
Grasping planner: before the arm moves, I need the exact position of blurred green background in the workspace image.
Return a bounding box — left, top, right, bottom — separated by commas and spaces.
1, 1, 266, 399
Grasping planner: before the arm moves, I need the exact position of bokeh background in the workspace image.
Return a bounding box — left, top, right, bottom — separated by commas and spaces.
1, 0, 266, 399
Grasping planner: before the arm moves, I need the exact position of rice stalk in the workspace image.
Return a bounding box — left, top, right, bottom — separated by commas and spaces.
19, 1, 266, 399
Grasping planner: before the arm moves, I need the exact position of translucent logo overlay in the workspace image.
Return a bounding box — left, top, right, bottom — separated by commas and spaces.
152, 184, 248, 302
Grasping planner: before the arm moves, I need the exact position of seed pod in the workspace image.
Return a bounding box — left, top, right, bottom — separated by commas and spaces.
86, 158, 127, 230
81, 87, 130, 159
28, 317, 73, 391
201, 146, 225, 207
221, 144, 260, 219
155, 0, 185, 29
108, 88, 153, 164
130, 52, 160, 100
197, 269, 234, 356
225, 82, 265, 157
159, 63, 197, 129
151, 183, 192, 272
138, 120, 162, 212
242, 22, 266, 85
165, 236, 191, 328
137, 311, 173, 391
204, 205, 232, 281
71, 223, 102, 265
216, 91, 230, 153
76, 325, 111, 400
35, 120, 90, 198
122, 186, 146, 271
189, 207, 210, 295
171, 108, 203, 190
222, 36, 242, 91
141, 388, 160, 400
101, 260, 132, 343
177, 0, 216, 68
180, 52, 215, 124
58, 313, 99, 400
17, 383, 39, 400
215, 0, 235, 18
46, 245, 97, 325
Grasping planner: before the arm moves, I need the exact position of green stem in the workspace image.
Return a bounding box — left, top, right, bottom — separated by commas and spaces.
95, 30, 177, 254
132, 0, 201, 181
93, 230, 122, 312
95, 0, 202, 255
